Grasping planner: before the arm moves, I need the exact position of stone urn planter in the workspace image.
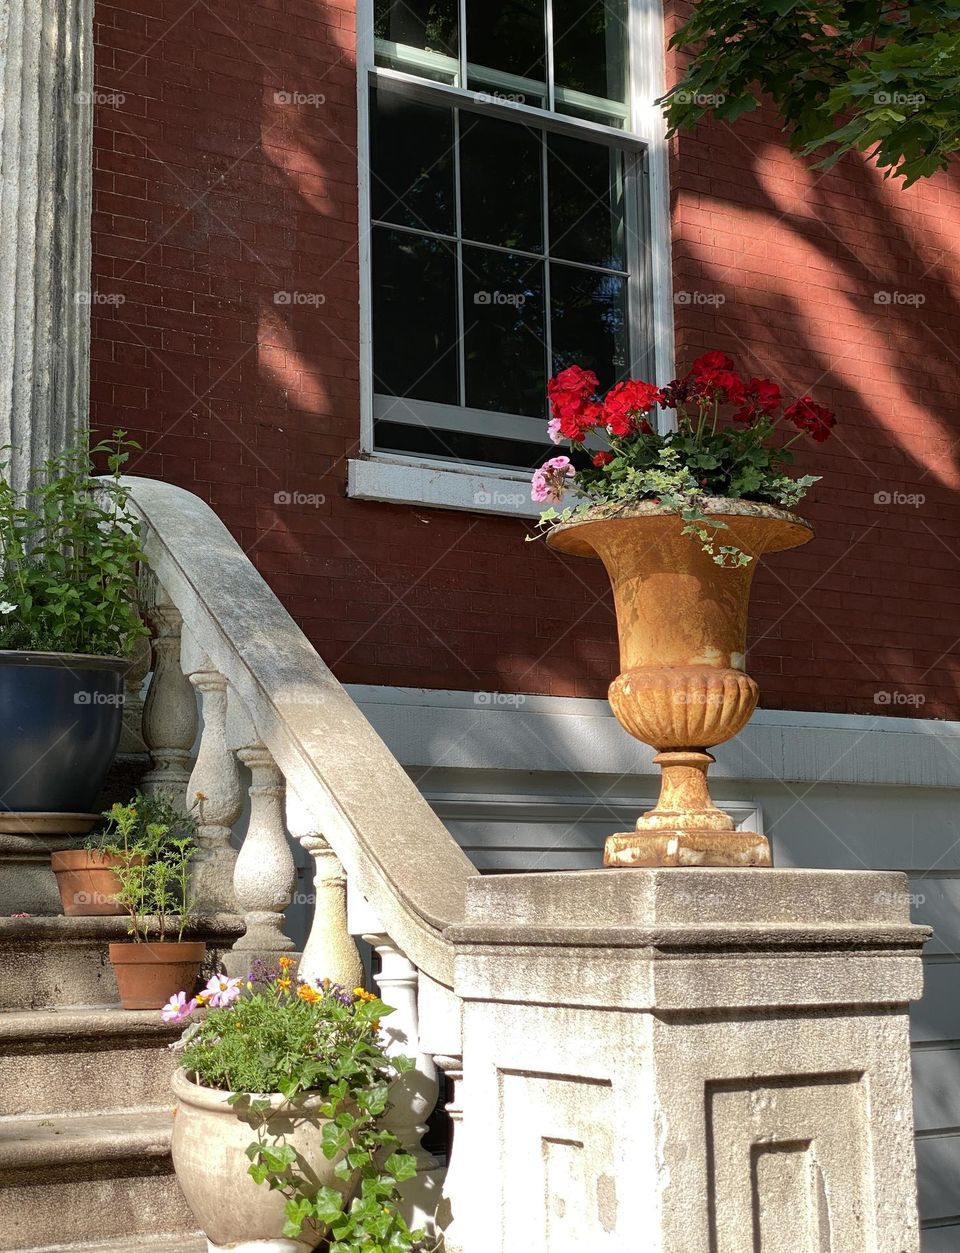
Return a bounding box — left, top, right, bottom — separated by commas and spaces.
547, 499, 813, 866
109, 941, 205, 1010
171, 1068, 351, 1253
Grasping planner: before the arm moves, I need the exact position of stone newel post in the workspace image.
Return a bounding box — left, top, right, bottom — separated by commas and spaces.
0, 0, 94, 489
450, 869, 929, 1253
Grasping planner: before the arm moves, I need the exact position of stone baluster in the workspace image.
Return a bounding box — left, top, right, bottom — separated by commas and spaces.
285, 790, 362, 988
117, 630, 151, 758
184, 657, 241, 913
141, 590, 197, 805
362, 931, 441, 1232
226, 741, 297, 970
433, 1055, 464, 1253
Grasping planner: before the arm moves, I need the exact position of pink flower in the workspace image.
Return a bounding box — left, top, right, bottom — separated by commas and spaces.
203, 974, 244, 1008
547, 416, 563, 444
531, 455, 575, 504
161, 991, 197, 1024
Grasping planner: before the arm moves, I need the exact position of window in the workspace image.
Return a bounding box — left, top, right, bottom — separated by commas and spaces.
358, 0, 669, 486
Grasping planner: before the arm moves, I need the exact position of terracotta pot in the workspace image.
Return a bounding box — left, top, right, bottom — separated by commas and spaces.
51, 849, 129, 916
548, 499, 813, 867
171, 1068, 351, 1252
108, 940, 205, 1010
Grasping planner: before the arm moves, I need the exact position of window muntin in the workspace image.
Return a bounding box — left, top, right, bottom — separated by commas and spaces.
365, 2, 646, 473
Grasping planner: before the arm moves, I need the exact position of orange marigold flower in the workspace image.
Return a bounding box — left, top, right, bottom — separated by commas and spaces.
278, 955, 294, 970
353, 987, 377, 1003
276, 977, 292, 991
297, 984, 320, 1003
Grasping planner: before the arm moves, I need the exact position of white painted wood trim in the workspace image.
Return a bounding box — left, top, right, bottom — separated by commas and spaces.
348, 456, 541, 517
346, 685, 960, 790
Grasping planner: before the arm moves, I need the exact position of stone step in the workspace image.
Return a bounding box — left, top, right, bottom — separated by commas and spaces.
16, 1237, 205, 1253
0, 1008, 184, 1118
0, 915, 243, 1010
0, 1111, 199, 1250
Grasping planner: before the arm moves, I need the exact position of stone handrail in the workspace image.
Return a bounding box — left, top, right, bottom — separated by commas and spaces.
121, 475, 477, 989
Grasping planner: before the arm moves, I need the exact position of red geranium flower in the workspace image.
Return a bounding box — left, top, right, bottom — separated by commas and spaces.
691, 350, 734, 376
602, 379, 662, 437
558, 400, 604, 442
784, 396, 836, 442
548, 365, 598, 400
733, 377, 782, 423
592, 451, 615, 467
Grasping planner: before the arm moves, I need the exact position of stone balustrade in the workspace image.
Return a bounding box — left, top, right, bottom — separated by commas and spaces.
122, 475, 930, 1252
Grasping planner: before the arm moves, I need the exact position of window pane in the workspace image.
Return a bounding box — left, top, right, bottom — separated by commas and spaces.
370, 88, 455, 235
375, 419, 553, 470
550, 263, 629, 392
548, 133, 625, 269
461, 246, 546, 418
373, 228, 459, 404
459, 114, 543, 253
374, 0, 458, 64
553, 0, 628, 112
465, 0, 547, 109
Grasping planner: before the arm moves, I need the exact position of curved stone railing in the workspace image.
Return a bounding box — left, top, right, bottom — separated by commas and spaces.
121, 475, 476, 1240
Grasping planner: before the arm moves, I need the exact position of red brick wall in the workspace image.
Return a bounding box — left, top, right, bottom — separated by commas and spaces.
92, 1, 960, 718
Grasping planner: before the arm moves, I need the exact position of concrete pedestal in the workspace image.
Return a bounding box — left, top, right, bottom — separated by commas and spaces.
450, 869, 929, 1253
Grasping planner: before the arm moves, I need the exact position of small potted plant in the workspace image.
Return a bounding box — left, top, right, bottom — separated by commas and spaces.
0, 432, 148, 821
531, 354, 835, 867
51, 790, 194, 917
99, 799, 204, 1009
165, 960, 428, 1252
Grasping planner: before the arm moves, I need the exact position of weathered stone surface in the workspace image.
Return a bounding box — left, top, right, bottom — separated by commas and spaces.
0, 1008, 183, 1116
0, 0, 93, 490
0, 915, 243, 1009
0, 1111, 198, 1250
451, 868, 929, 1253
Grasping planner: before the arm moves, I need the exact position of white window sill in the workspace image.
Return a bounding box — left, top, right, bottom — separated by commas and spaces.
347, 456, 544, 518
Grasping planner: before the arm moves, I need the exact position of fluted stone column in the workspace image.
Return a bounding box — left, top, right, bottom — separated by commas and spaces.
0, 0, 94, 489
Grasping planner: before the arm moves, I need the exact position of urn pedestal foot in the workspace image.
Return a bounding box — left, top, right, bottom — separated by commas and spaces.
603, 828, 771, 867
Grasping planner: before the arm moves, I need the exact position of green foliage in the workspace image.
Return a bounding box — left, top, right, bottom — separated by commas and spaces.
0, 432, 147, 656
177, 970, 433, 1252
93, 793, 197, 941
661, 0, 960, 185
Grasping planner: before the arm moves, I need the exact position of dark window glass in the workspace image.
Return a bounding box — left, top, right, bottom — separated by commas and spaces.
370, 89, 455, 235
459, 114, 543, 253
374, 420, 553, 470
548, 133, 625, 270
373, 228, 459, 404
465, 0, 547, 107
461, 246, 546, 418
553, 0, 628, 108
550, 263, 629, 392
374, 0, 458, 64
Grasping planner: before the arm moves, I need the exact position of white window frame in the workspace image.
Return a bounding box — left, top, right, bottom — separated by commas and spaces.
350, 0, 675, 519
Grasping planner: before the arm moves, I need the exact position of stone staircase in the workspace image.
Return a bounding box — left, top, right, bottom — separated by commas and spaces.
0, 889, 240, 1251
